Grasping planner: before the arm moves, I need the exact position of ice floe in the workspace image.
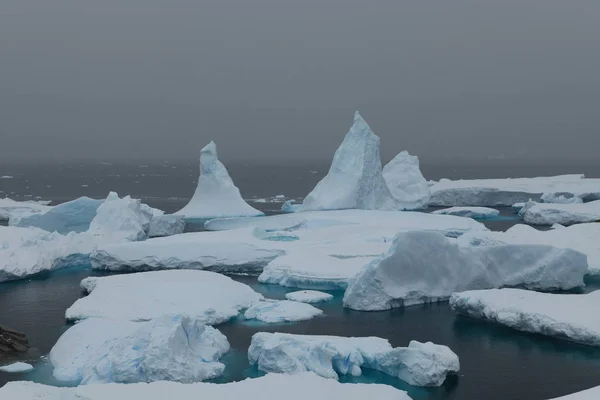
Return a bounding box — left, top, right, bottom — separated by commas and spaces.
432, 206, 500, 219
382, 150, 430, 210
285, 290, 333, 303
0, 198, 52, 221
521, 200, 600, 226
244, 300, 323, 323
0, 362, 33, 373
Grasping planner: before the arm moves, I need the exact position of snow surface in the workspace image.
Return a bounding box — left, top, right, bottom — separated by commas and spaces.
249, 332, 459, 387
343, 230, 587, 310
285, 290, 333, 303
0, 362, 34, 373
382, 150, 430, 210
50, 316, 229, 384
174, 142, 263, 219
10, 197, 102, 233
521, 200, 600, 226
540, 192, 585, 204
244, 300, 323, 323
0, 372, 412, 400
429, 175, 600, 206
432, 206, 500, 219
450, 289, 600, 347
0, 198, 52, 221
65, 270, 263, 324
300, 112, 398, 211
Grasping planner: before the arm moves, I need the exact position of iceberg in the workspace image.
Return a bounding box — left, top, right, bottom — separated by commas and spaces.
521, 200, 600, 226
285, 290, 333, 303
382, 151, 430, 210
0, 362, 33, 373
540, 192, 585, 204
65, 270, 263, 324
300, 112, 398, 212
281, 200, 301, 213
429, 175, 600, 206
343, 230, 587, 310
148, 214, 185, 237
88, 192, 151, 241
432, 206, 500, 219
0, 198, 51, 221
174, 141, 263, 219
50, 316, 229, 384
450, 289, 600, 347
248, 332, 459, 387
0, 372, 412, 400
244, 300, 323, 323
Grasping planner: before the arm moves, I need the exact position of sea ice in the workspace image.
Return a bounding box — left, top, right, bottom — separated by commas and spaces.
429, 175, 600, 206
50, 316, 229, 384
248, 332, 459, 387
300, 112, 398, 212
432, 206, 500, 219
0, 198, 51, 221
65, 270, 263, 324
382, 150, 430, 210
0, 372, 412, 400
285, 290, 333, 303
540, 192, 585, 204
281, 200, 301, 213
520, 200, 600, 226
550, 386, 600, 399
450, 289, 600, 347
244, 300, 323, 323
0, 362, 33, 373
343, 230, 587, 310
174, 141, 263, 219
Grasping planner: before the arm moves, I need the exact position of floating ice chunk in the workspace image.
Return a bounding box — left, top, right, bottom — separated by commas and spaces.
244, 300, 323, 323
0, 362, 33, 373
0, 198, 52, 221
0, 176, 14, 179
148, 215, 185, 237
300, 112, 398, 212
521, 200, 600, 226
450, 289, 600, 347
0, 372, 412, 400
382, 151, 430, 210
432, 206, 500, 219
249, 332, 459, 387
429, 175, 600, 206
88, 192, 149, 241
285, 290, 333, 303
65, 270, 263, 324
511, 202, 526, 213
175, 142, 263, 219
281, 200, 301, 213
50, 316, 229, 384
540, 192, 584, 204
343, 230, 587, 310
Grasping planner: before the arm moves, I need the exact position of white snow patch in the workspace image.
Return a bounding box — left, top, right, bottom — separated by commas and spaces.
244, 300, 323, 323
432, 206, 500, 219
285, 290, 333, 303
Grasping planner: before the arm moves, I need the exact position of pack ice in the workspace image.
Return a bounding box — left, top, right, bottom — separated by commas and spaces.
450, 289, 600, 347
343, 230, 587, 310
249, 332, 459, 387
429, 175, 600, 206
50, 316, 229, 384
174, 141, 263, 219
244, 300, 323, 323
0, 372, 412, 400
300, 112, 398, 212
65, 270, 262, 324
432, 206, 500, 219
382, 150, 430, 210
520, 200, 600, 226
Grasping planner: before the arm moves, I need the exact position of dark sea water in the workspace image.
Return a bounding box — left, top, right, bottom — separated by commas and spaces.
1, 160, 600, 399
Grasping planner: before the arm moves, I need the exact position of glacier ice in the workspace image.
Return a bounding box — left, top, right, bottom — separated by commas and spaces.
285, 290, 333, 303
0, 362, 33, 373
300, 112, 398, 212
88, 192, 150, 241
432, 206, 500, 219
450, 288, 600, 347
244, 300, 323, 323
174, 141, 263, 219
343, 230, 587, 310
0, 372, 412, 400
521, 200, 600, 226
50, 316, 229, 384
248, 332, 459, 387
382, 150, 430, 210
0, 198, 51, 221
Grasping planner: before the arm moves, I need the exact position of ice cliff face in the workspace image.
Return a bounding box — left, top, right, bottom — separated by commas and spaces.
383, 151, 430, 210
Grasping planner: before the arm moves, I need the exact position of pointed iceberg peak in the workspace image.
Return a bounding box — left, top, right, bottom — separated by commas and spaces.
175, 141, 263, 220
383, 150, 431, 210
300, 113, 398, 211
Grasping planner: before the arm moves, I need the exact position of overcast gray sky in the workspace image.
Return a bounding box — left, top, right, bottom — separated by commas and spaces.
1, 0, 599, 162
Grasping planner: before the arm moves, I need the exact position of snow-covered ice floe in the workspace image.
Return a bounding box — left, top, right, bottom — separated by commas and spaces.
450, 289, 600, 347
244, 300, 323, 323
0, 198, 51, 221
458, 223, 600, 275
343, 230, 587, 311
249, 332, 459, 387
65, 270, 262, 324
50, 316, 229, 384
549, 386, 600, 399
383, 151, 430, 210
432, 206, 500, 219
174, 141, 263, 220
520, 200, 600, 226
0, 362, 34, 373
512, 202, 526, 213
429, 175, 600, 207
0, 372, 412, 400
285, 290, 333, 303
